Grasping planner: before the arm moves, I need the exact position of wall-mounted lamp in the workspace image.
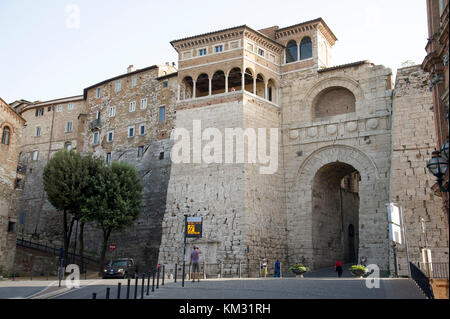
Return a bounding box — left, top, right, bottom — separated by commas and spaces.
426, 149, 449, 192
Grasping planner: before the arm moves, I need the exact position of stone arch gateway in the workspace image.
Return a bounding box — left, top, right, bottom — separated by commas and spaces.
287, 145, 390, 270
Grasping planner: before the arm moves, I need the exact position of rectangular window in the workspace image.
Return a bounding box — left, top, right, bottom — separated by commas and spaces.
109, 106, 116, 117
159, 106, 165, 122
137, 146, 144, 158
68, 103, 74, 110
32, 150, 39, 161
57, 105, 62, 112
140, 98, 147, 110
440, 0, 445, 15
163, 81, 168, 88
115, 80, 121, 92
36, 127, 41, 137
93, 131, 99, 145
258, 48, 265, 57
66, 122, 73, 133
95, 111, 100, 124
139, 123, 146, 135
107, 130, 114, 142
215, 45, 223, 53
129, 101, 136, 112
131, 76, 137, 87
36, 108, 44, 117
128, 126, 135, 138
230, 40, 240, 49
106, 152, 111, 164
198, 48, 207, 56
7, 221, 16, 233
182, 51, 193, 59
159, 152, 164, 160
96, 88, 101, 98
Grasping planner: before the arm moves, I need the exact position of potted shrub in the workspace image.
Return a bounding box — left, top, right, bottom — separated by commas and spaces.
350, 265, 367, 278
288, 264, 310, 278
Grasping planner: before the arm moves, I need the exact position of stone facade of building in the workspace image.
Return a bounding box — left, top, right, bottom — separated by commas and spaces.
391, 65, 449, 276
158, 19, 396, 276
18, 96, 86, 237
422, 0, 449, 227
0, 97, 25, 275
7, 17, 449, 277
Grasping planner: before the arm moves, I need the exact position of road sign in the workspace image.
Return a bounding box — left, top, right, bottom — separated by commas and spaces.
109, 243, 116, 251
186, 217, 202, 238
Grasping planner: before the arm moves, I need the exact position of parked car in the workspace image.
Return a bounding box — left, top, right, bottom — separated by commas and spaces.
102, 258, 138, 279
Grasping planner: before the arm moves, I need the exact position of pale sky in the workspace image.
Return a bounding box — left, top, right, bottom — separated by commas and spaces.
0, 0, 428, 103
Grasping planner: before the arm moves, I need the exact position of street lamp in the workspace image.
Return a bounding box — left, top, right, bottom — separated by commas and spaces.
426, 150, 449, 192
440, 140, 449, 163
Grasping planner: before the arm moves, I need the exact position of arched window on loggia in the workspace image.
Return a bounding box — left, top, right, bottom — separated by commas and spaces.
286, 40, 298, 63
196, 73, 209, 98
211, 71, 226, 95
300, 37, 312, 60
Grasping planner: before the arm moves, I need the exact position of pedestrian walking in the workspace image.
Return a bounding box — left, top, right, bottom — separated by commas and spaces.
261, 260, 268, 278
273, 259, 280, 278
189, 246, 202, 282
335, 260, 343, 278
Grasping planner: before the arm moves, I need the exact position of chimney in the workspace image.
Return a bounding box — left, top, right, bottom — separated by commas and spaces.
165, 62, 170, 66
127, 65, 135, 73
172, 62, 176, 67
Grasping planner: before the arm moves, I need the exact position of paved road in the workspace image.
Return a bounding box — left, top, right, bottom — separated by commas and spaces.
0, 280, 56, 299
49, 277, 425, 299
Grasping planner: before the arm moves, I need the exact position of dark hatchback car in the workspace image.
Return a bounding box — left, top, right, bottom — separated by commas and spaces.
102, 258, 138, 279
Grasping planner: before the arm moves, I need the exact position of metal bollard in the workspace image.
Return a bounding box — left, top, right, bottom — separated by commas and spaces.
174, 264, 177, 283
146, 273, 150, 295
92, 293, 97, 299
134, 275, 138, 299
152, 271, 155, 292
162, 266, 165, 286
156, 268, 160, 289
126, 278, 131, 299
106, 287, 110, 299
117, 282, 122, 299
141, 274, 145, 299
204, 260, 206, 280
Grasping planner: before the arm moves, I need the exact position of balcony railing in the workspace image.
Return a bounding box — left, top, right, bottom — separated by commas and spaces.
410, 262, 434, 299
418, 262, 449, 279
89, 119, 101, 130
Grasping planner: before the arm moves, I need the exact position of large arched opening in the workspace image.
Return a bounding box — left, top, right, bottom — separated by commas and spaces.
313, 86, 356, 119
244, 68, 254, 93
228, 68, 242, 92
211, 70, 226, 95
312, 162, 360, 269
196, 73, 209, 98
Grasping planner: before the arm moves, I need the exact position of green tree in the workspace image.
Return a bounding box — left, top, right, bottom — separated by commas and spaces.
43, 150, 87, 264
82, 161, 143, 274
77, 155, 104, 272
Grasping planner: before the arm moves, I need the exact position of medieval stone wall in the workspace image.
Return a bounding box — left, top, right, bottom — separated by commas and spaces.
158, 99, 248, 277
0, 98, 24, 275
391, 65, 449, 276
